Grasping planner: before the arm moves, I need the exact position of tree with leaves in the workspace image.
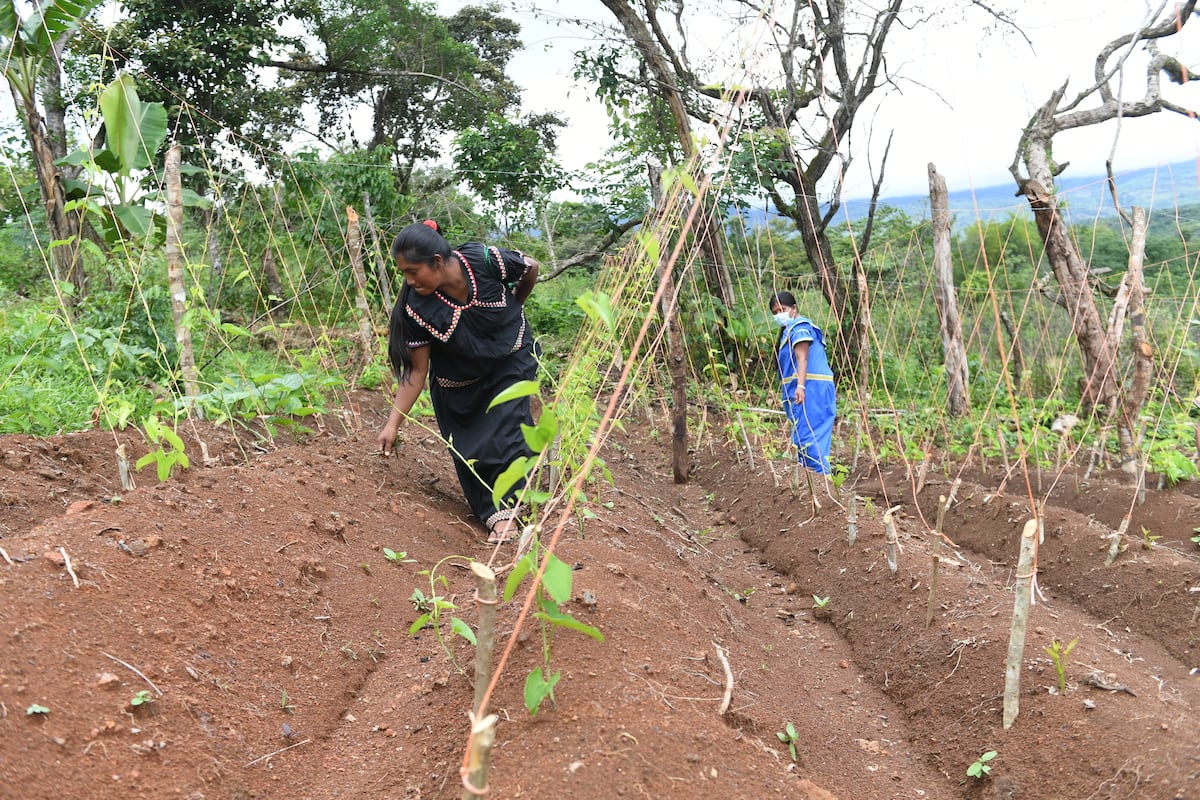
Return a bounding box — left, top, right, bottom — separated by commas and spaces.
1, 0, 103, 300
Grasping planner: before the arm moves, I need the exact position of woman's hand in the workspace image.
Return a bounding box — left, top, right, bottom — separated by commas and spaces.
377, 421, 400, 456
792, 382, 806, 405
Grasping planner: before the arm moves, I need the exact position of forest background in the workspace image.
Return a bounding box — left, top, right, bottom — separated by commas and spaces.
2, 0, 1199, 494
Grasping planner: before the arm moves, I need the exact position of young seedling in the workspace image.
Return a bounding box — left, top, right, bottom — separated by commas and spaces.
812, 594, 831, 609
1044, 638, 1078, 694
776, 722, 799, 762
25, 703, 49, 716
1191, 527, 1200, 547
130, 690, 155, 708
383, 548, 416, 564
1140, 526, 1160, 550
280, 689, 295, 713
967, 750, 997, 779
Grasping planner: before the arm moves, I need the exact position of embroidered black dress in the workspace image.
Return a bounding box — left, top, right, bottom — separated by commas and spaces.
403, 243, 537, 530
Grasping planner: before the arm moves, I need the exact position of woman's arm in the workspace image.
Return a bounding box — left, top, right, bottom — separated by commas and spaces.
792, 341, 811, 405
513, 256, 539, 305
377, 345, 431, 455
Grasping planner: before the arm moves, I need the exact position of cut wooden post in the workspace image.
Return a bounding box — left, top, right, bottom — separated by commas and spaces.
345, 207, 375, 370
1104, 514, 1131, 567
847, 495, 858, 547
116, 444, 134, 491
164, 144, 199, 408
461, 711, 498, 800
883, 506, 899, 574
1003, 519, 1039, 729
470, 562, 498, 718
926, 495, 946, 629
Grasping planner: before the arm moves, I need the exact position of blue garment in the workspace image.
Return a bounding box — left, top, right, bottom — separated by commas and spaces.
776, 317, 836, 474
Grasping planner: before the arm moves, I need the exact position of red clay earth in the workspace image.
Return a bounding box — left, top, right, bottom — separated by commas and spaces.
1, 390, 1198, 800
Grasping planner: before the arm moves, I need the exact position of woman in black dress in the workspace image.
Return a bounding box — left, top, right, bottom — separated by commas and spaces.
376, 220, 539, 543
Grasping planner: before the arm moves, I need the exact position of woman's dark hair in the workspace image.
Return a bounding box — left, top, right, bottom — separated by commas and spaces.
388, 220, 452, 381
768, 290, 797, 310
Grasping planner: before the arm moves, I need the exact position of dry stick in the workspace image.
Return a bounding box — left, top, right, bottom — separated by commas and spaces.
471, 562, 498, 718
926, 494, 948, 629
847, 495, 858, 547
713, 642, 733, 715
1104, 514, 1132, 567
58, 547, 79, 588
914, 443, 931, 496
345, 206, 376, 370
101, 652, 163, 696
0, 546, 14, 566
1003, 519, 1039, 730
736, 412, 755, 470
883, 507, 900, 574
116, 444, 134, 491
461, 712, 499, 799
245, 738, 312, 767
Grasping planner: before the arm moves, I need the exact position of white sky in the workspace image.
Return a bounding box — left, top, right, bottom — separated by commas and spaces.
465, 0, 1200, 199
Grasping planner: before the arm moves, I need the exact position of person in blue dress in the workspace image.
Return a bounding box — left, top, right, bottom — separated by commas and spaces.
769, 291, 837, 514
376, 219, 539, 544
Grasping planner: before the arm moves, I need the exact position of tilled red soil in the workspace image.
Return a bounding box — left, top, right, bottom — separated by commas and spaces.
1, 393, 1198, 799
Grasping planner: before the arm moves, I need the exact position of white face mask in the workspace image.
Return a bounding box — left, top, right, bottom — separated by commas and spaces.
773, 311, 791, 328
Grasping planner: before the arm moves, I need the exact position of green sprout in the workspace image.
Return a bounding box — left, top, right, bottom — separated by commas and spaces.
1044, 638, 1078, 694
967, 750, 997, 779
383, 548, 416, 564
812, 594, 831, 609
776, 722, 799, 762
130, 690, 155, 707
25, 703, 49, 716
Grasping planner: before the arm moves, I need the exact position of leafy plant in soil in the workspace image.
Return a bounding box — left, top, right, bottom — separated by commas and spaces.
967, 750, 997, 780
1044, 637, 1078, 694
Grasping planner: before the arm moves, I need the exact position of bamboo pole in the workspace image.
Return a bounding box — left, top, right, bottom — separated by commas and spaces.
345, 207, 376, 370
164, 144, 199, 408
471, 562, 498, 718
1003, 519, 1039, 729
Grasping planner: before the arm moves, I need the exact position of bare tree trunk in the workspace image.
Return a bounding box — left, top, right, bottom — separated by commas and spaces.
1021, 181, 1118, 414
998, 310, 1024, 389
928, 164, 970, 416
14, 84, 83, 303
1117, 207, 1151, 488
648, 162, 689, 484
362, 193, 393, 314
205, 204, 225, 304
345, 207, 377, 371
165, 144, 200, 408
261, 248, 285, 321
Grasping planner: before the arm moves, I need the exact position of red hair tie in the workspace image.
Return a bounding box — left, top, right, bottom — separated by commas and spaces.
422, 219, 439, 232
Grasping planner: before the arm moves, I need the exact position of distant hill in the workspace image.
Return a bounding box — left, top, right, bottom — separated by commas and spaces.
735, 160, 1199, 230
838, 160, 1199, 226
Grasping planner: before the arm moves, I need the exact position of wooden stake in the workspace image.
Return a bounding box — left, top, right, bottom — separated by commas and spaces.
713, 641, 733, 716
116, 444, 134, 491
1003, 519, 1038, 729
470, 562, 498, 718
461, 711, 498, 799
1104, 514, 1131, 567
926, 495, 947, 629
883, 506, 900, 574
847, 495, 858, 547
